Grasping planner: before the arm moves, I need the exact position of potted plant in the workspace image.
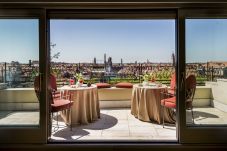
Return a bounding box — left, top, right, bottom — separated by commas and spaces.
74, 73, 84, 87
142, 73, 151, 86
150, 71, 157, 83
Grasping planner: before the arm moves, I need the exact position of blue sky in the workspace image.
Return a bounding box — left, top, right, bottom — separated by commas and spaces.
186, 19, 227, 63
1, 19, 227, 64
0, 19, 39, 63
50, 20, 176, 63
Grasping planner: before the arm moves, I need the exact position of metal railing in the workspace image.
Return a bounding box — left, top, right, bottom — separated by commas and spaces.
0, 62, 38, 88
1, 62, 226, 87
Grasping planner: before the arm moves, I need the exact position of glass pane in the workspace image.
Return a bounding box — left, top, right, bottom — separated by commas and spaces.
50, 19, 177, 141
186, 19, 227, 126
0, 19, 39, 126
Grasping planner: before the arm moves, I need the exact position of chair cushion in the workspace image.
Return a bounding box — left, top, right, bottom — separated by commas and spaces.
51, 99, 73, 112
115, 82, 133, 88
95, 83, 111, 89
162, 101, 176, 108
161, 96, 176, 108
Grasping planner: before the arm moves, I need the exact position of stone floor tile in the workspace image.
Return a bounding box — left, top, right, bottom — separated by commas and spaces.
102, 130, 130, 137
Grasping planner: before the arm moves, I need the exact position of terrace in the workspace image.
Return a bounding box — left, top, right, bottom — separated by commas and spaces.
1, 76, 227, 141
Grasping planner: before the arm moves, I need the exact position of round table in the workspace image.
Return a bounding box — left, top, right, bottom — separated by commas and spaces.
131, 84, 175, 124
59, 84, 100, 125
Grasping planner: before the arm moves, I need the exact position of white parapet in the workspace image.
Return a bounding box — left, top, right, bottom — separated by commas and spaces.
193, 86, 212, 107
0, 85, 214, 110
98, 87, 132, 108
206, 79, 227, 112
0, 88, 39, 111
97, 86, 212, 108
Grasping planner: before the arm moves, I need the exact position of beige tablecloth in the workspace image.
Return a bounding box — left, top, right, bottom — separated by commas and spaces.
60, 85, 100, 125
131, 84, 175, 124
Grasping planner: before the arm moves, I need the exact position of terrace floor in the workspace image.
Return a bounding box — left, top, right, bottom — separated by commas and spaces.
51, 108, 176, 141
0, 107, 227, 141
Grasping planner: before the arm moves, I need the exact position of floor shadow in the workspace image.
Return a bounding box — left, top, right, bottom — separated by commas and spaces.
0, 111, 13, 119
193, 110, 219, 121
82, 113, 118, 130
52, 113, 118, 140
53, 113, 118, 129
52, 127, 89, 141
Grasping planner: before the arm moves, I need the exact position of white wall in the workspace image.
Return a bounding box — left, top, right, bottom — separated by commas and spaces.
193, 86, 212, 107
0, 88, 39, 111
0, 86, 213, 110
206, 79, 227, 112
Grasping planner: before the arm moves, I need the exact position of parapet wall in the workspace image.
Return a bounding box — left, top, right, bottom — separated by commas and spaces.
0, 86, 212, 110
206, 79, 227, 112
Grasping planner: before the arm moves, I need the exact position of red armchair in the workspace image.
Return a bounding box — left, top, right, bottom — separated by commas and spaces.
34, 74, 74, 132
161, 74, 196, 127
50, 74, 61, 99
168, 73, 176, 96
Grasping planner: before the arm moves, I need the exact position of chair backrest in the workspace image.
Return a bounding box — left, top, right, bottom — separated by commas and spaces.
34, 75, 54, 104
50, 74, 57, 91
185, 74, 196, 108
34, 75, 40, 101
170, 73, 176, 90
61, 89, 73, 101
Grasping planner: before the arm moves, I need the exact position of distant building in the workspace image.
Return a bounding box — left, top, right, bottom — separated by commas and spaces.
106, 57, 113, 72
93, 57, 97, 65
29, 60, 32, 67
172, 53, 175, 67
104, 53, 107, 70
11, 61, 20, 66
107, 57, 112, 68
32, 60, 39, 67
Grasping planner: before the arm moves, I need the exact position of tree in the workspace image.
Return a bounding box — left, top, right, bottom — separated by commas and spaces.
50, 43, 61, 61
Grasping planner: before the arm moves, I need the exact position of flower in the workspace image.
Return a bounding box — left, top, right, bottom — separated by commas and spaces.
74, 73, 83, 80
150, 71, 156, 78
143, 74, 151, 81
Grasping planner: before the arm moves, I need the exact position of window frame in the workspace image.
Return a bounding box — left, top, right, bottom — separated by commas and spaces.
47, 9, 178, 143
1, 6, 227, 145
178, 8, 227, 144
0, 9, 49, 144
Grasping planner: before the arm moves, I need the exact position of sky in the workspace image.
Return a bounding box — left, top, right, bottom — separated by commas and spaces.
1, 19, 227, 64
186, 19, 227, 63
0, 19, 39, 63
50, 20, 176, 63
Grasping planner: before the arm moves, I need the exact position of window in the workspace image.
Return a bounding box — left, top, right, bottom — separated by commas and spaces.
49, 18, 177, 141
186, 19, 227, 126
0, 19, 39, 126
178, 9, 227, 143
0, 9, 47, 144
